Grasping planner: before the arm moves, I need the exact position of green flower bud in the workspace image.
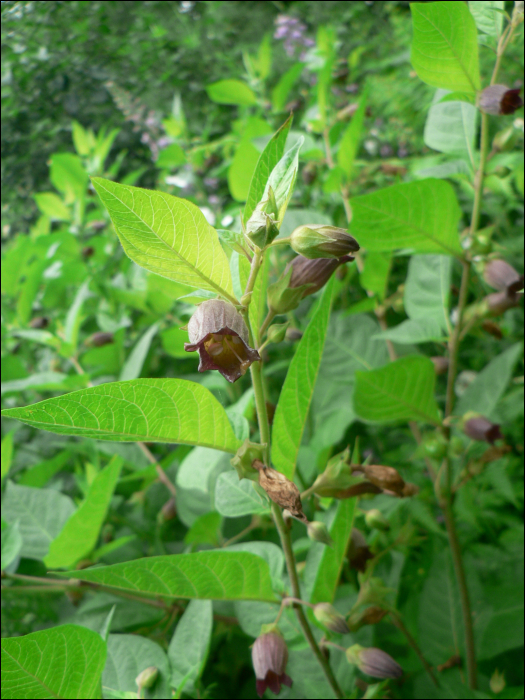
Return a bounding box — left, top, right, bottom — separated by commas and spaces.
313, 602, 350, 634
135, 666, 158, 690
266, 322, 289, 344
290, 225, 360, 259
364, 509, 390, 531
307, 521, 334, 547
231, 440, 266, 481
346, 644, 403, 679
245, 186, 280, 249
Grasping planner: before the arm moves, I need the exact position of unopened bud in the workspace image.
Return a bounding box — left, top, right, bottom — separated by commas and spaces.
483, 259, 524, 296
365, 509, 390, 531
86, 331, 114, 347
485, 291, 521, 316
290, 225, 360, 259
253, 460, 307, 522
252, 630, 292, 698
348, 528, 374, 572
81, 246, 95, 259
347, 606, 388, 632
135, 666, 158, 690
266, 322, 289, 344
285, 327, 303, 341
230, 440, 265, 481
29, 316, 49, 329
462, 413, 503, 444
430, 356, 449, 375
479, 85, 523, 115
307, 521, 334, 547
346, 644, 403, 679
490, 669, 506, 694
158, 498, 176, 523
313, 603, 350, 634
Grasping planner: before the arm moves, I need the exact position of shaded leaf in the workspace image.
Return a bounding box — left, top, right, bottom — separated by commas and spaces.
168, 600, 213, 694
103, 634, 170, 700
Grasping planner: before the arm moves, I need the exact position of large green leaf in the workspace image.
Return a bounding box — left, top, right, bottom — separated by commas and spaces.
244, 115, 292, 222
1, 624, 106, 699
44, 456, 123, 569
1, 379, 241, 453
411, 1, 480, 93
168, 600, 213, 694
272, 278, 334, 479
455, 343, 523, 417
61, 551, 278, 602
91, 178, 235, 300
304, 499, 357, 605
2, 482, 76, 561
353, 355, 441, 425
350, 179, 462, 255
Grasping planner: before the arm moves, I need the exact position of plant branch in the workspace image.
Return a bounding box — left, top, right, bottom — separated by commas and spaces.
389, 611, 439, 687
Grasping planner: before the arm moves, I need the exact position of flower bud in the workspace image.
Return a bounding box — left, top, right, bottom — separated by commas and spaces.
184, 299, 260, 383
313, 603, 350, 634
347, 606, 388, 632
86, 331, 114, 347
29, 316, 49, 329
364, 509, 390, 531
483, 259, 524, 296
158, 497, 176, 523
362, 464, 405, 496
245, 186, 280, 249
481, 319, 503, 339
492, 125, 518, 151
285, 327, 303, 341
347, 528, 374, 572
462, 413, 503, 444
479, 85, 523, 115
252, 631, 293, 697
230, 439, 265, 481
290, 224, 360, 259
307, 521, 334, 547
346, 644, 403, 679
135, 666, 158, 691
81, 246, 95, 259
253, 460, 307, 522
266, 322, 289, 344
430, 356, 449, 375
288, 255, 354, 295
485, 291, 521, 316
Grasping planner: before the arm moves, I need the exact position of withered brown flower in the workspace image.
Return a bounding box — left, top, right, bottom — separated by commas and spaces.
184, 299, 260, 383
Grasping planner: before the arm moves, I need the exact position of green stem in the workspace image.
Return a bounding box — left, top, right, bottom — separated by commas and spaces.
243, 249, 263, 304
269, 237, 291, 247
389, 612, 439, 687
259, 309, 276, 339
250, 359, 271, 465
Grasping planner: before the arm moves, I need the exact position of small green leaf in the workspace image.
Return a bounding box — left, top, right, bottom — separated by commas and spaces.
206, 79, 257, 106
455, 343, 523, 418
244, 115, 293, 223
168, 600, 213, 694
64, 280, 91, 351
305, 499, 357, 605
359, 252, 392, 300
215, 471, 269, 518
119, 322, 159, 381
1, 379, 241, 453
411, 1, 481, 93
354, 355, 441, 425
350, 179, 462, 255
272, 278, 334, 479
44, 456, 123, 569
271, 63, 304, 112
1, 624, 106, 700
33, 192, 71, 221
424, 89, 478, 157
61, 551, 278, 602
405, 254, 453, 328
92, 178, 235, 301
468, 0, 504, 38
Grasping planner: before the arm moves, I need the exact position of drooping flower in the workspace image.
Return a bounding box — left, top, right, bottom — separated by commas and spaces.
479, 85, 523, 115
252, 631, 293, 697
184, 300, 260, 383
483, 259, 524, 296
463, 414, 503, 444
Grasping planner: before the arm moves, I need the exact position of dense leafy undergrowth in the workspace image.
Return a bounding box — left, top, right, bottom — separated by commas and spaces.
1, 2, 524, 699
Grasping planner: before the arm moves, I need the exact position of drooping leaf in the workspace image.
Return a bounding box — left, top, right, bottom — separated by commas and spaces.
2, 482, 76, 561
1, 624, 106, 700
244, 115, 293, 222
206, 79, 257, 106
1, 379, 241, 453
350, 179, 462, 255
61, 551, 278, 602
103, 634, 171, 700
455, 343, 523, 418
91, 178, 235, 300
272, 278, 334, 479
168, 600, 213, 694
411, 1, 481, 93
353, 355, 441, 425
44, 456, 123, 569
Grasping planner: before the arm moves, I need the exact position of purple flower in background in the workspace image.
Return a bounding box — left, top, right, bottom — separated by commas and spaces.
274, 15, 314, 59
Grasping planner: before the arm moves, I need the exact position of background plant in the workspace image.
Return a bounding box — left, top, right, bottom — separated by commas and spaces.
1, 2, 523, 699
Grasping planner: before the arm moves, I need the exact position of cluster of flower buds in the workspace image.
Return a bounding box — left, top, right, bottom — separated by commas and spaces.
479, 85, 523, 115
462, 413, 503, 444
184, 300, 260, 383
482, 259, 524, 316
252, 629, 293, 697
